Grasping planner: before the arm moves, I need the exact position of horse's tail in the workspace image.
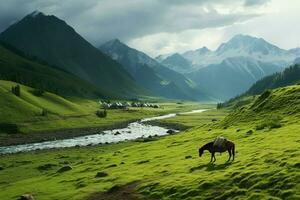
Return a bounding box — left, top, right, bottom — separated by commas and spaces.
232, 142, 235, 160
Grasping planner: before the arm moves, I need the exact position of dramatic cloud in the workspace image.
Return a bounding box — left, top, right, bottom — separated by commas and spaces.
0, 0, 299, 56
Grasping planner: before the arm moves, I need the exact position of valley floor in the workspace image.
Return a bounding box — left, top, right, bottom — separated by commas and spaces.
0, 108, 299, 200
0, 80, 213, 145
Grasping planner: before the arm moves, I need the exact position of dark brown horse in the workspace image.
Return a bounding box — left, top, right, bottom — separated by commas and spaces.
198, 139, 235, 162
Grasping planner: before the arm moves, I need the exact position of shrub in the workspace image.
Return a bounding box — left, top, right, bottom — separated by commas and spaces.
41, 109, 48, 116
11, 85, 21, 96
255, 115, 282, 130
0, 123, 19, 134
32, 88, 45, 96
96, 109, 107, 118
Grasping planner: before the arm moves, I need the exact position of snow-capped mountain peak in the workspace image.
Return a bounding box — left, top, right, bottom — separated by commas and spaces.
179, 34, 299, 68
27, 10, 45, 18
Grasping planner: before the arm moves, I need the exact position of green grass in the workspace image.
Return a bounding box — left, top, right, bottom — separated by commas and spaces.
221, 85, 300, 128
0, 111, 299, 199
0, 84, 299, 200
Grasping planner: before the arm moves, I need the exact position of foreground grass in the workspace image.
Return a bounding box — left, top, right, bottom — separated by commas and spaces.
0, 110, 299, 200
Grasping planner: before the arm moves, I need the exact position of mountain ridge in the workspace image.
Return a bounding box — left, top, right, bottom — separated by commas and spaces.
100, 39, 212, 101
0, 11, 146, 98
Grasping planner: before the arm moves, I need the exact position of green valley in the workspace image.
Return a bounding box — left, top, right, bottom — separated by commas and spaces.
0, 80, 208, 145
0, 84, 299, 199
0, 4, 300, 200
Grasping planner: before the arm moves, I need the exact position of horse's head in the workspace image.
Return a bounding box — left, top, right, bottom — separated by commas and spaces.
198, 148, 204, 157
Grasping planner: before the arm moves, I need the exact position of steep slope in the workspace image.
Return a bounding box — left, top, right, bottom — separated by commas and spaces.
160, 53, 193, 73
100, 39, 212, 101
222, 84, 300, 126
0, 11, 145, 97
245, 64, 300, 95
0, 80, 84, 124
0, 42, 110, 98
218, 64, 300, 110
188, 56, 284, 100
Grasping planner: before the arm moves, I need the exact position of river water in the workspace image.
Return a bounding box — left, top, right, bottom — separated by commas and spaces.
0, 109, 208, 154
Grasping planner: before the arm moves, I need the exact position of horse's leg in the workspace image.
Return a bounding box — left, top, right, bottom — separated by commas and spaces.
212, 152, 216, 162
210, 153, 213, 163
227, 149, 231, 162
232, 144, 235, 161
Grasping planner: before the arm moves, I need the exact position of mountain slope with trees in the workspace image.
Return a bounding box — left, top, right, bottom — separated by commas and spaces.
246, 64, 300, 95
0, 42, 111, 98
0, 11, 145, 98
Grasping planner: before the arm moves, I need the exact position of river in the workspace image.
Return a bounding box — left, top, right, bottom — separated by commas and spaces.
0, 109, 208, 154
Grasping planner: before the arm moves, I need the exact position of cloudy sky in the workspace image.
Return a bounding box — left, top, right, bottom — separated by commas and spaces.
0, 0, 299, 56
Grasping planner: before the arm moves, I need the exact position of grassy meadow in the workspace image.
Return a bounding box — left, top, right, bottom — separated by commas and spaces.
0, 80, 210, 135
0, 84, 299, 199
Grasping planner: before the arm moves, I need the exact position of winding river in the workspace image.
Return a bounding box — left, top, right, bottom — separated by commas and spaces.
0, 109, 208, 154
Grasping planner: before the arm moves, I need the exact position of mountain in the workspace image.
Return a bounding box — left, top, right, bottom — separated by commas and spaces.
100, 39, 211, 100
160, 53, 193, 73
187, 56, 284, 101
181, 47, 211, 67
181, 34, 300, 68
293, 57, 300, 65
155, 54, 172, 62
157, 34, 300, 100
0, 41, 110, 98
0, 11, 145, 98
245, 64, 300, 95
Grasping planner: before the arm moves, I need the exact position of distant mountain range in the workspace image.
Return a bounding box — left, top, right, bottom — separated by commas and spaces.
0, 11, 146, 98
157, 34, 300, 100
187, 56, 283, 100
1, 11, 299, 102
100, 39, 211, 101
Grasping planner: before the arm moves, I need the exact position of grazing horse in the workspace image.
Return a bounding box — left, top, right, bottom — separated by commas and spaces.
198, 138, 235, 162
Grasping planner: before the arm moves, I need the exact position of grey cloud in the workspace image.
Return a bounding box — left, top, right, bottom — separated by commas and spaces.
244, 0, 270, 6
0, 0, 265, 45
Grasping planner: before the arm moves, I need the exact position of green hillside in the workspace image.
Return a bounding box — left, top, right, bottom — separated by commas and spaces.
0, 12, 146, 98
218, 64, 300, 109
246, 64, 300, 95
0, 42, 113, 98
0, 80, 84, 123
0, 84, 299, 199
221, 84, 300, 127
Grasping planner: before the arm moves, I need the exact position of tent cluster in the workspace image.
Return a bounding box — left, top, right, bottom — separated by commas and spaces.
99, 101, 160, 109
131, 102, 160, 108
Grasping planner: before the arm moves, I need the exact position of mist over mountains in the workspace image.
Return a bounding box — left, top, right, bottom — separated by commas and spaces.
0, 11, 299, 102
156, 34, 300, 100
